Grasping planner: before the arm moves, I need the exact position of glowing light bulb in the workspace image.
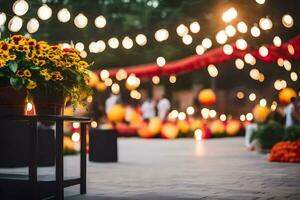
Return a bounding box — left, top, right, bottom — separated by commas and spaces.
152, 76, 160, 84
223, 44, 233, 55
207, 64, 218, 77
235, 58, 244, 70
8, 16, 23, 32
222, 7, 238, 23
26, 18, 39, 34
273, 36, 281, 47
282, 14, 293, 28
169, 75, 176, 83
100, 69, 110, 80
37, 4, 52, 21
122, 36, 133, 49
57, 8, 71, 23
135, 34, 147, 46
250, 26, 261, 37
154, 29, 169, 42
182, 34, 193, 45
176, 24, 189, 37
94, 15, 106, 28
215, 30, 228, 44
74, 13, 88, 28
108, 37, 119, 49
156, 56, 166, 67
237, 21, 248, 33
13, 0, 29, 16
235, 39, 247, 50
195, 45, 205, 55
0, 13, 7, 26
202, 38, 212, 49
259, 46, 268, 57
190, 21, 200, 33
225, 25, 236, 37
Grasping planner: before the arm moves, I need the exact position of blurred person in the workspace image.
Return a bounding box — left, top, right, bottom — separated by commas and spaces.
141, 97, 156, 122
292, 100, 300, 124
284, 97, 298, 127
157, 95, 171, 121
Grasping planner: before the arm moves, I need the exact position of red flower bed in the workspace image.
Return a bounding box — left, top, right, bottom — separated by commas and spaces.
268, 139, 300, 163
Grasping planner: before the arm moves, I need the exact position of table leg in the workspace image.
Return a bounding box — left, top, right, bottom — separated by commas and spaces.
56, 120, 64, 200
80, 123, 87, 194
29, 119, 38, 200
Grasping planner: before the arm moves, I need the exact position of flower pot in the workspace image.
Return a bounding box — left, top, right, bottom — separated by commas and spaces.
32, 90, 66, 116
0, 86, 26, 116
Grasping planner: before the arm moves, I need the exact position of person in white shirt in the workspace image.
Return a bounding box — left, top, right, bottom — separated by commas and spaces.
141, 99, 156, 121
157, 97, 171, 121
105, 93, 120, 114
284, 97, 297, 127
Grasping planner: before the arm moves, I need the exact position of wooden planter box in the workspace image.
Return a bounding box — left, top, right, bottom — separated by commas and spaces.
89, 129, 118, 162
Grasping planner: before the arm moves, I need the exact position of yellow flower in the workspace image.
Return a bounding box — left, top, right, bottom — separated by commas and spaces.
26, 79, 37, 90
51, 71, 64, 81
24, 69, 32, 77
40, 69, 48, 76
8, 54, 16, 61
16, 70, 25, 77
0, 60, 6, 68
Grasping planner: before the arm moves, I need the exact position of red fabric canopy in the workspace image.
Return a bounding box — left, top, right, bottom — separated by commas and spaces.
101, 35, 300, 78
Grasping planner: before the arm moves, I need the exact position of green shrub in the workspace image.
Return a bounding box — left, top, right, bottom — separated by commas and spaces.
284, 126, 300, 141
251, 122, 284, 150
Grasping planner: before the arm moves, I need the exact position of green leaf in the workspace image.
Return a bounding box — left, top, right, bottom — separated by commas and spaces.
30, 66, 40, 70
9, 77, 22, 90
0, 72, 5, 77
8, 61, 18, 73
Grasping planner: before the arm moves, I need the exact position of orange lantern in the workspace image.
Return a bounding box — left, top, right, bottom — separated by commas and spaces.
252, 105, 271, 122
177, 120, 190, 134
161, 123, 179, 139
278, 88, 297, 105
148, 117, 162, 135
107, 104, 126, 123
138, 123, 153, 138
226, 120, 241, 136
209, 120, 225, 136
190, 119, 204, 131
87, 71, 99, 87
198, 89, 216, 106
95, 81, 107, 91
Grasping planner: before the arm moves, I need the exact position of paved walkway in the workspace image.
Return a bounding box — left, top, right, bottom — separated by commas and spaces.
64, 137, 300, 200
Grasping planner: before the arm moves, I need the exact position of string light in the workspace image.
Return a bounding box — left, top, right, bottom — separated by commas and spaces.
202, 38, 212, 49
135, 34, 147, 46
249, 93, 256, 101
235, 58, 244, 70
74, 42, 83, 51
249, 68, 260, 80
207, 64, 218, 77
89, 41, 101, 53
152, 76, 160, 84
104, 78, 113, 86
176, 24, 189, 37
8, 16, 23, 32
244, 53, 256, 65
186, 106, 195, 115
222, 7, 238, 23
195, 45, 205, 55
116, 69, 128, 81
26, 102, 33, 112
100, 69, 110, 80
235, 39, 247, 50
57, 8, 71, 23
215, 30, 228, 44
236, 91, 245, 99
259, 98, 267, 107
97, 40, 106, 52
277, 58, 284, 67
237, 21, 248, 33
26, 18, 39, 34
74, 13, 88, 28
111, 83, 120, 94
189, 21, 200, 33
37, 4, 52, 21
274, 79, 287, 90
122, 36, 134, 49
94, 15, 106, 28
154, 29, 169, 42
182, 34, 193, 45
250, 25, 261, 37
13, 0, 29, 16
259, 46, 268, 57
225, 25, 236, 37
282, 14, 294, 28
71, 132, 80, 142
283, 60, 291, 71
255, 0, 266, 5
240, 114, 246, 122
273, 36, 281, 47
290, 72, 298, 81
259, 17, 272, 30
220, 114, 227, 121
156, 56, 166, 67
223, 44, 233, 55
246, 113, 253, 121
87, 95, 93, 103
108, 37, 119, 49
0, 13, 6, 26
91, 121, 98, 128
178, 112, 186, 120
288, 44, 295, 55
169, 75, 177, 83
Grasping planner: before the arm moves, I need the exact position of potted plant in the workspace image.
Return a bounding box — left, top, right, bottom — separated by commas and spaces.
251, 122, 284, 153
0, 35, 92, 115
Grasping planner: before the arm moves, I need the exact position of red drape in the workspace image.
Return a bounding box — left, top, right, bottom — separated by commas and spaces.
99, 35, 300, 78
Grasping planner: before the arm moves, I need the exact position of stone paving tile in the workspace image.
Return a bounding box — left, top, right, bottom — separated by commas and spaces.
60, 137, 300, 200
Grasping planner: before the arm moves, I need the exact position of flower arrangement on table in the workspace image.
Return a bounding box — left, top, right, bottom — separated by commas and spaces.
0, 35, 92, 114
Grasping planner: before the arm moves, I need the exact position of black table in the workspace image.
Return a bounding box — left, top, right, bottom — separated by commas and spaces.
0, 115, 90, 200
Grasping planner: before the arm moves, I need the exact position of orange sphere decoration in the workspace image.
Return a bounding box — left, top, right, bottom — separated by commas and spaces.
148, 117, 162, 135
209, 120, 225, 136
107, 104, 126, 123
278, 88, 297, 105
226, 120, 241, 136
177, 120, 190, 134
190, 119, 204, 131
138, 122, 154, 138
161, 123, 179, 139
252, 105, 271, 123
198, 89, 216, 106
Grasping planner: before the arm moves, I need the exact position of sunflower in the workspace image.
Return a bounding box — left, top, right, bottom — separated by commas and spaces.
26, 79, 37, 90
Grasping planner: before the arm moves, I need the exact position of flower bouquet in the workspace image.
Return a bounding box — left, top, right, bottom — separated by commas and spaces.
0, 35, 92, 115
